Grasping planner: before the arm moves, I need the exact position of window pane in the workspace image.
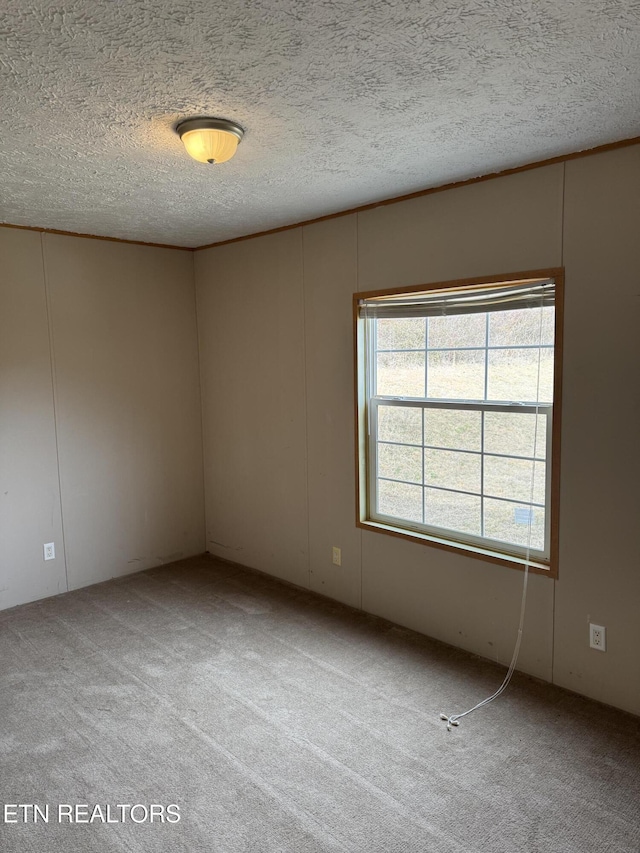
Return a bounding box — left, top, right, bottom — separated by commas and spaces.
377, 317, 426, 350
484, 499, 545, 551
484, 411, 547, 459
377, 480, 422, 523
377, 351, 425, 397
487, 348, 554, 402
378, 443, 422, 484
425, 488, 481, 536
489, 307, 554, 347
378, 405, 422, 445
427, 350, 484, 399
424, 449, 481, 493
484, 456, 546, 505
428, 313, 486, 348
362, 281, 557, 564
424, 408, 481, 451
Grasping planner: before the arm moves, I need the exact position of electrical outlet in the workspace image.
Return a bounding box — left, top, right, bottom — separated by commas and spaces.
332, 546, 341, 566
43, 542, 55, 561
589, 623, 606, 651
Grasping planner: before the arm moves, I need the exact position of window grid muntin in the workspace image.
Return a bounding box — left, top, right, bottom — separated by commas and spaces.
377, 439, 546, 463
377, 475, 546, 509
376, 311, 553, 403
377, 344, 554, 352
370, 397, 552, 559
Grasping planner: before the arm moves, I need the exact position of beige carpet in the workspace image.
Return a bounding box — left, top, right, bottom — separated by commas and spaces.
1, 554, 638, 852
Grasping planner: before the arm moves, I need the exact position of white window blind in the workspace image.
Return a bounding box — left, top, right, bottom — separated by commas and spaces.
358, 280, 555, 319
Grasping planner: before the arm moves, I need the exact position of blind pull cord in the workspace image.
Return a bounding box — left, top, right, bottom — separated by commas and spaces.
440, 298, 546, 732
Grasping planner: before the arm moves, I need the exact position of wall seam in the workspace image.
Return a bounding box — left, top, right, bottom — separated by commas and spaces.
551, 161, 567, 686
560, 161, 567, 269
301, 226, 312, 590
192, 248, 209, 554
40, 233, 70, 593
356, 212, 363, 612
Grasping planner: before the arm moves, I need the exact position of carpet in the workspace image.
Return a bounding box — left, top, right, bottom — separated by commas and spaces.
1, 555, 638, 852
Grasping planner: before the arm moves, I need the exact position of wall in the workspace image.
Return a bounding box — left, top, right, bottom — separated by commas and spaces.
554, 149, 640, 712
195, 229, 308, 587
195, 144, 640, 716
2, 143, 637, 715
0, 229, 67, 607
0, 232, 204, 609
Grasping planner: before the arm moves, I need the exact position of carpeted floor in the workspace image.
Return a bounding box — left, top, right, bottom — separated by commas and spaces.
1, 555, 638, 852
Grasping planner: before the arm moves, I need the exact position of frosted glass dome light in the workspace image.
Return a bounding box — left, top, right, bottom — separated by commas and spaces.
176, 118, 244, 165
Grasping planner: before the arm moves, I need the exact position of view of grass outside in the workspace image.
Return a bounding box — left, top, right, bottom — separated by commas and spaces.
371, 307, 553, 554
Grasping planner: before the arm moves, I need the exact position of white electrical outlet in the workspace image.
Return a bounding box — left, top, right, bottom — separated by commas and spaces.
332, 546, 341, 566
43, 542, 55, 561
589, 623, 606, 651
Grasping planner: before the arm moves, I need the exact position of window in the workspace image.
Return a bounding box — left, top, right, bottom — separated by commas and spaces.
354, 270, 563, 575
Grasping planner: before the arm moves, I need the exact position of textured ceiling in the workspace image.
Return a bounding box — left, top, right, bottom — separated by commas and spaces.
1, 1, 639, 247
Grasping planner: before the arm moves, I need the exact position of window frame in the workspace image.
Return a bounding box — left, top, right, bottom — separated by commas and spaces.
353, 269, 564, 578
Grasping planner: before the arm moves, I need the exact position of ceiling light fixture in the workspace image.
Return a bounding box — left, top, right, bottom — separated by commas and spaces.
176, 117, 244, 165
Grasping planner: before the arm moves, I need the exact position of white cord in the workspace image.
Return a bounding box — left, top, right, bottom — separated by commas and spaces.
440, 298, 546, 732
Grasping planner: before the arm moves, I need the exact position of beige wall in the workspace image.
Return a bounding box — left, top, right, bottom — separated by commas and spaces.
195, 145, 640, 715
195, 229, 309, 587
302, 217, 362, 607
0, 229, 67, 608
2, 143, 638, 716
554, 148, 640, 712
0, 232, 204, 608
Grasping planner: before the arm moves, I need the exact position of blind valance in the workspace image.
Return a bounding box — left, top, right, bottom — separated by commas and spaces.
358, 279, 555, 319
